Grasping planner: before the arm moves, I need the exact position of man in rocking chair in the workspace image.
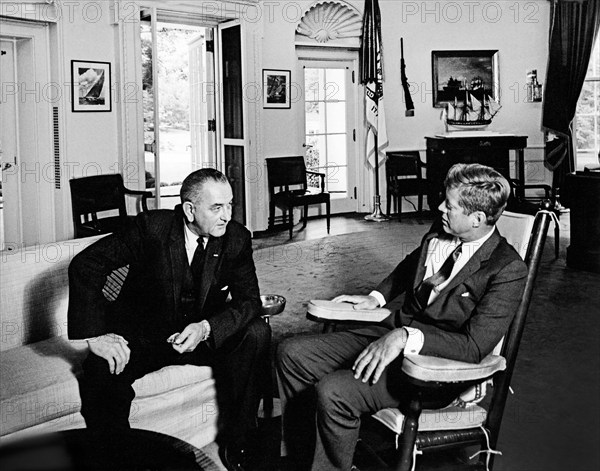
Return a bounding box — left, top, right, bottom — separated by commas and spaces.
276, 163, 527, 471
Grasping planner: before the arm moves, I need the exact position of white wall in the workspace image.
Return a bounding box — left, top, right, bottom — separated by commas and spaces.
256, 0, 551, 229
2, 0, 553, 237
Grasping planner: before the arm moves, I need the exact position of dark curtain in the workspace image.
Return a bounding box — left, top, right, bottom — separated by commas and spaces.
359, 0, 382, 84
542, 0, 600, 197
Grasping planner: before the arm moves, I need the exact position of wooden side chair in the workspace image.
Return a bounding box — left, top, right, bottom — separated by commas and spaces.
70, 173, 152, 239
308, 207, 553, 470
265, 156, 330, 239
385, 151, 429, 221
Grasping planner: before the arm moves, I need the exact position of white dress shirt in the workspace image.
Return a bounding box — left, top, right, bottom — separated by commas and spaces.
370, 227, 496, 354
184, 223, 208, 264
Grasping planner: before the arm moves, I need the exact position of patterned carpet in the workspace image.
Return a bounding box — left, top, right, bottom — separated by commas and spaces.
254, 223, 428, 344
199, 219, 600, 470
250, 220, 600, 471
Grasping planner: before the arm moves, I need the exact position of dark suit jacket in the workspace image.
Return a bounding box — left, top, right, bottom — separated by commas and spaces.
357, 226, 527, 363
67, 206, 261, 349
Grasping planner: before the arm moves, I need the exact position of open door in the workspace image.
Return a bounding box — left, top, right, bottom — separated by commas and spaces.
217, 21, 247, 225
140, 8, 217, 209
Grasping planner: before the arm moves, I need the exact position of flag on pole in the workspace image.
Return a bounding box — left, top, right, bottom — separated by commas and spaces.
360, 0, 388, 168
365, 50, 389, 168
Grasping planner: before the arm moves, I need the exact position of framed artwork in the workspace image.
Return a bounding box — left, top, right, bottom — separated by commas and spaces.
71, 60, 112, 112
431, 50, 499, 108
263, 69, 291, 109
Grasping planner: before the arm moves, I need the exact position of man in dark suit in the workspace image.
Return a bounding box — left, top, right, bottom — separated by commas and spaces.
277, 163, 528, 471
68, 168, 269, 471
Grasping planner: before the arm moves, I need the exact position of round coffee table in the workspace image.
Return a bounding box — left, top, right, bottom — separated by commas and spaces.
0, 428, 204, 470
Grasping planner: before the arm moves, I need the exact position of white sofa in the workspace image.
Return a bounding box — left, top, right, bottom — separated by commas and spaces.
0, 237, 219, 449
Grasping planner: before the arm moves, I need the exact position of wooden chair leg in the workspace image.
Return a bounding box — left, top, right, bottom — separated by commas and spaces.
288, 205, 294, 239
387, 192, 392, 217
326, 200, 330, 234
554, 223, 560, 259
398, 196, 403, 222
396, 396, 422, 471
303, 204, 308, 228
269, 201, 275, 229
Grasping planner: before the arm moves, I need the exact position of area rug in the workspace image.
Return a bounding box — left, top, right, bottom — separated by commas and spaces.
253, 223, 430, 344
248, 221, 600, 471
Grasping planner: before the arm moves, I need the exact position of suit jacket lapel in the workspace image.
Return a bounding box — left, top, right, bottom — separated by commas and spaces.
197, 235, 224, 309
413, 232, 443, 291
169, 208, 187, 310
436, 228, 501, 296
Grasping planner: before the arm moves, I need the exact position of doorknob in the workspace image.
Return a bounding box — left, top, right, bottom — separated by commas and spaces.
2, 162, 13, 171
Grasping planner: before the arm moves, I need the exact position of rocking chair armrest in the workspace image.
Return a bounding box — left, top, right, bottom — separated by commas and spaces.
401, 354, 506, 383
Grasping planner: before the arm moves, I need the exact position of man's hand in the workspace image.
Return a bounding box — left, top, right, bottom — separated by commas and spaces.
87, 334, 130, 375
331, 294, 380, 310
169, 322, 207, 354
353, 328, 408, 384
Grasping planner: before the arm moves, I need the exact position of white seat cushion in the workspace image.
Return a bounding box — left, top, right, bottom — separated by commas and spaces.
373, 404, 487, 434
0, 338, 213, 436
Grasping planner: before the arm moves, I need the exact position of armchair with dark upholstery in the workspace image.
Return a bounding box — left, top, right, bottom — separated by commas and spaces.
70, 173, 152, 239
266, 156, 330, 239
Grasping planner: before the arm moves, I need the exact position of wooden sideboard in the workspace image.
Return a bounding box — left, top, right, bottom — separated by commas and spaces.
425, 134, 528, 208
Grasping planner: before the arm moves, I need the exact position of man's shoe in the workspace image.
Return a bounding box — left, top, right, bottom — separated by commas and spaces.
219, 442, 251, 471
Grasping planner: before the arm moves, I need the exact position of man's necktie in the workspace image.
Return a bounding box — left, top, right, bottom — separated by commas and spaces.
414, 243, 463, 310
190, 237, 206, 285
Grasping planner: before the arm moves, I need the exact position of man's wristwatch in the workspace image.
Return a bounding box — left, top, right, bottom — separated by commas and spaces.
200, 320, 211, 342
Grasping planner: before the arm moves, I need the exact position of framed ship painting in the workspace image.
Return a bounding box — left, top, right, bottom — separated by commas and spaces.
431, 50, 498, 108
71, 60, 112, 112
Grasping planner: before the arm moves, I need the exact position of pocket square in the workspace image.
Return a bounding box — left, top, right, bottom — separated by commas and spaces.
221, 285, 229, 291
461, 292, 471, 298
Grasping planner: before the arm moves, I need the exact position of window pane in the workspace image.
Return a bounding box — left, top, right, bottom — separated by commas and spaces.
305, 101, 323, 135
306, 134, 325, 170
305, 68, 324, 101
327, 134, 347, 167
324, 69, 346, 100
576, 115, 596, 150
326, 101, 346, 134
576, 81, 597, 114
589, 40, 600, 77
326, 165, 347, 194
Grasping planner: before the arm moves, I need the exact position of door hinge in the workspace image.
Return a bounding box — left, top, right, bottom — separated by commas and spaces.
206, 40, 214, 53
354, 186, 357, 199
352, 70, 355, 83
353, 129, 356, 141
208, 119, 216, 132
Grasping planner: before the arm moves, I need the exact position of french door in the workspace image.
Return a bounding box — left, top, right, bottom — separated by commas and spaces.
140, 9, 216, 209
300, 59, 358, 214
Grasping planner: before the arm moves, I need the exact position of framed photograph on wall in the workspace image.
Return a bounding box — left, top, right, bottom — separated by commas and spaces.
71, 60, 112, 112
431, 50, 499, 108
263, 69, 291, 109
